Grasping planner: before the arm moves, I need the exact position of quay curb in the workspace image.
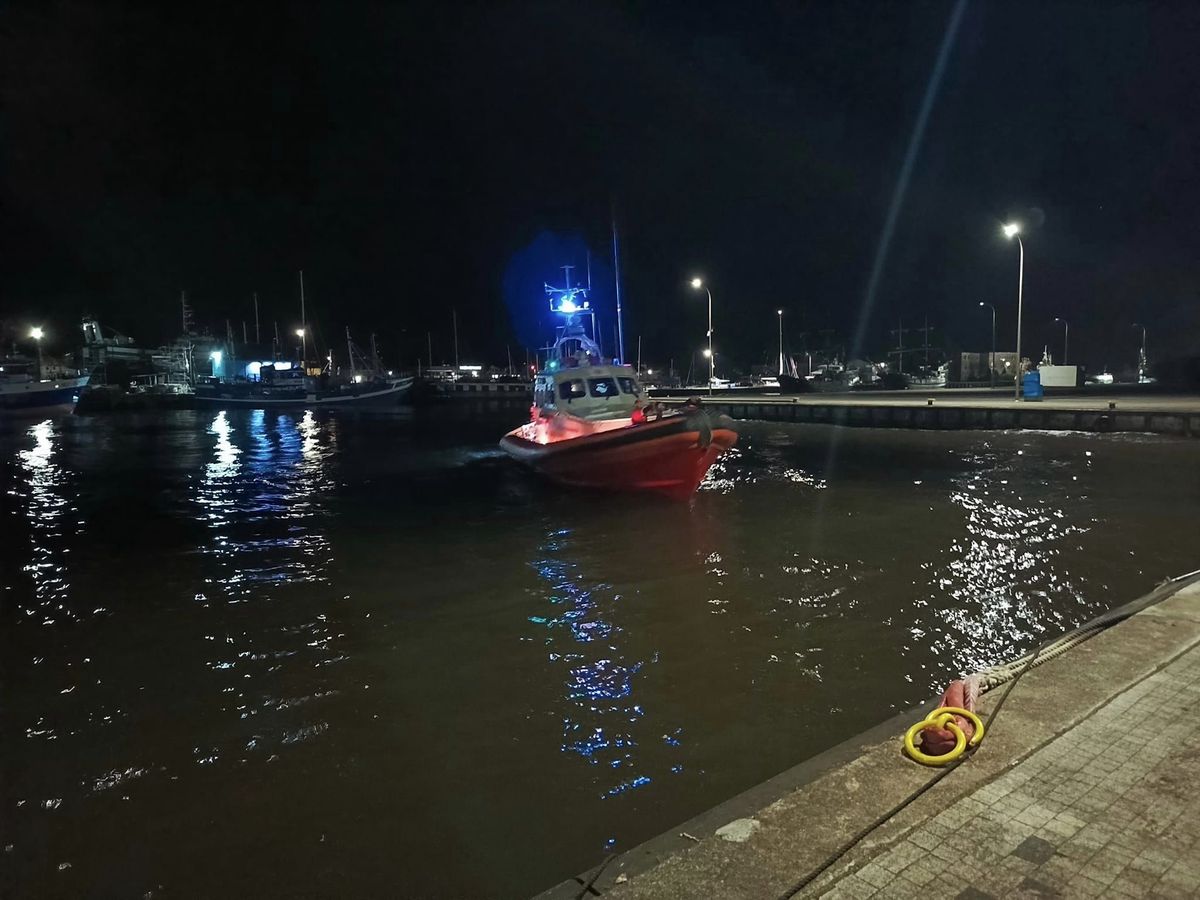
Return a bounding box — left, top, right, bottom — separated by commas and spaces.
655, 394, 1200, 438
532, 570, 1200, 900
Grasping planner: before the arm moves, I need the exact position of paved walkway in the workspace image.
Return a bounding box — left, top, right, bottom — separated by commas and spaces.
811, 637, 1200, 899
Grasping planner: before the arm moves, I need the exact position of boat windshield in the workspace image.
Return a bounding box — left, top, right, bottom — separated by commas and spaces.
559, 379, 586, 399
587, 377, 619, 398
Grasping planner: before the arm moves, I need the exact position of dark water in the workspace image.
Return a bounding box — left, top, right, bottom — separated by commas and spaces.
3, 407, 1198, 897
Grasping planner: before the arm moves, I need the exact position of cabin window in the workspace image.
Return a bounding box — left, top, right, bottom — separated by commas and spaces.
617, 377, 638, 395
587, 377, 619, 398
559, 379, 586, 400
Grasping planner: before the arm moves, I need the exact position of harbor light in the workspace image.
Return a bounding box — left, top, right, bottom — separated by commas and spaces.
295, 328, 305, 338
210, 350, 222, 363
702, 348, 712, 358
30, 326, 45, 341
646, 368, 653, 375
690, 276, 714, 393
1001, 221, 1026, 400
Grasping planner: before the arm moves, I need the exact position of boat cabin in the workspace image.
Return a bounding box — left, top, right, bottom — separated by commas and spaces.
533, 363, 644, 421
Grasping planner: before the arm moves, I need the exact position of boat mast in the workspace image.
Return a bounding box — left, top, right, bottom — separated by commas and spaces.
254, 292, 261, 344
453, 309, 459, 370
346, 326, 355, 376
299, 270, 308, 363
612, 202, 626, 365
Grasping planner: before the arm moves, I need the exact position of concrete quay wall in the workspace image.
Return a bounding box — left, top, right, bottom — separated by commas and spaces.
673, 396, 1200, 437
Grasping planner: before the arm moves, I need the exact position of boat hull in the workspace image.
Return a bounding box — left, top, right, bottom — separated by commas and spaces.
500, 412, 737, 501
192, 377, 414, 409
0, 375, 90, 418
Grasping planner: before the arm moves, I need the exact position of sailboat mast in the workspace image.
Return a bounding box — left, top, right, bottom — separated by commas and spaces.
612, 203, 626, 365
346, 326, 355, 375
253, 292, 260, 344
299, 270, 308, 363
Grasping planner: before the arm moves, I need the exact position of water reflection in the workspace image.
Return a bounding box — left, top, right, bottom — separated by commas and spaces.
196, 410, 335, 598
923, 442, 1091, 679
10, 420, 81, 624
194, 410, 344, 761
527, 526, 677, 801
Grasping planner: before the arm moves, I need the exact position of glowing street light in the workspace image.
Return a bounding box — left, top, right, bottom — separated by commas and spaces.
295, 327, 308, 363
776, 309, 784, 376
690, 277, 714, 393
1002, 222, 1025, 400
29, 326, 45, 379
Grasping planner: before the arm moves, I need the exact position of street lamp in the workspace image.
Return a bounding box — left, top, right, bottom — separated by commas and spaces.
776, 309, 784, 376
1054, 317, 1068, 365
978, 302, 996, 387
1002, 222, 1025, 400
690, 277, 714, 393
1132, 323, 1147, 380
295, 327, 307, 364
29, 326, 45, 380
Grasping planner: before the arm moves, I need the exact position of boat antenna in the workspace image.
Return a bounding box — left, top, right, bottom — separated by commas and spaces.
586, 251, 592, 293
612, 201, 626, 365
253, 292, 260, 344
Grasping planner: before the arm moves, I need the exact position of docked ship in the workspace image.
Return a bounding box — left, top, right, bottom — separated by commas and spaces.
0, 358, 90, 418
500, 267, 736, 500
193, 328, 412, 409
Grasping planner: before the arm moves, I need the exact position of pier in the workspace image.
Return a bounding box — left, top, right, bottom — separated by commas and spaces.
536, 571, 1200, 899
664, 391, 1200, 438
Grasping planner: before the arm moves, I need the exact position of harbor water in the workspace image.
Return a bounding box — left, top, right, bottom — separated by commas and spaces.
3, 408, 1199, 897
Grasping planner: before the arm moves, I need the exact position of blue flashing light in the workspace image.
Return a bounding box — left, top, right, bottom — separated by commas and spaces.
560, 299, 577, 314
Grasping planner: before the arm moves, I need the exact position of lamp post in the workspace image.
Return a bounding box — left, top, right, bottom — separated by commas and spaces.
29, 326, 45, 380
690, 277, 714, 393
1055, 317, 1069, 365
978, 302, 996, 387
1132, 322, 1147, 380
777, 309, 784, 375
295, 327, 307, 366
1002, 223, 1025, 400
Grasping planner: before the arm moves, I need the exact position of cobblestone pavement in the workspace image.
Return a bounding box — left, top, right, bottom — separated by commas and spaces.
814, 638, 1200, 899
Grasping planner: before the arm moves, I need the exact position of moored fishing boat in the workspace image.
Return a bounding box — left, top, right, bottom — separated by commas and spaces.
499, 267, 736, 500
0, 359, 90, 418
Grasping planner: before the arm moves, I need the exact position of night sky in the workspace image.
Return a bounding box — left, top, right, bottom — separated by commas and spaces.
2, 1, 1198, 373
